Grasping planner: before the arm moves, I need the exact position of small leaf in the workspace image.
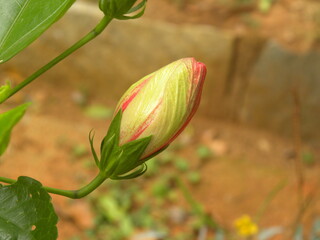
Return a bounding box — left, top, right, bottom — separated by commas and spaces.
0, 81, 11, 103
174, 157, 189, 172
310, 218, 320, 240
258, 0, 275, 13
294, 225, 303, 240
187, 171, 201, 184
0, 103, 30, 156
72, 144, 88, 157
84, 105, 113, 119
98, 195, 125, 222
0, 176, 58, 239
0, 0, 76, 63
196, 145, 212, 160
152, 178, 171, 198
302, 151, 315, 166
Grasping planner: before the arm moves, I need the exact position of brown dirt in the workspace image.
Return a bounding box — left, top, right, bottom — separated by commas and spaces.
1, 76, 320, 239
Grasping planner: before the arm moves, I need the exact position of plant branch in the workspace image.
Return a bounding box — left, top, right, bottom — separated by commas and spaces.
0, 15, 113, 104
0, 171, 108, 199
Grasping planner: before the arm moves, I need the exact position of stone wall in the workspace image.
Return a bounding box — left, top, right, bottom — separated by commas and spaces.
2, 2, 319, 143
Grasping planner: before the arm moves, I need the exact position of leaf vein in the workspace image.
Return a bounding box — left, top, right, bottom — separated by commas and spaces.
0, 0, 31, 50
0, 0, 71, 60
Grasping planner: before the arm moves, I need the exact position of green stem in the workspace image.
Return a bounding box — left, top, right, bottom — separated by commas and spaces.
0, 15, 113, 104
0, 172, 108, 199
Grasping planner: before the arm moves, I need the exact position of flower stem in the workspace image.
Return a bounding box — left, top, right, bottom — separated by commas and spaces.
0, 15, 113, 104
0, 172, 108, 199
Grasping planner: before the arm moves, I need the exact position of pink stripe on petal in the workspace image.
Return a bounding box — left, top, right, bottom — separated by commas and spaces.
128, 99, 163, 142
144, 62, 207, 158
121, 76, 151, 112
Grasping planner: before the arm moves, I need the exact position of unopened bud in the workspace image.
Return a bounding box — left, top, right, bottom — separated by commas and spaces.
116, 57, 207, 159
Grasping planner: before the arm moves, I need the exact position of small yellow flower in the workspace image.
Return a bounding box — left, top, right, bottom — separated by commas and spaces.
234, 215, 258, 237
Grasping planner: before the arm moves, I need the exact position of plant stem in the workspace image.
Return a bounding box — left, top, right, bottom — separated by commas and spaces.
0, 15, 113, 104
0, 172, 108, 199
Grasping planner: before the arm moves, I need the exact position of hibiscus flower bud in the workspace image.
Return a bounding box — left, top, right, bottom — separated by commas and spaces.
115, 57, 207, 159
99, 0, 146, 20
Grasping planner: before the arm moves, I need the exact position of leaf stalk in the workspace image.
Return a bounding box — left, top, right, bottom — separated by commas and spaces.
0, 15, 112, 104
0, 171, 108, 199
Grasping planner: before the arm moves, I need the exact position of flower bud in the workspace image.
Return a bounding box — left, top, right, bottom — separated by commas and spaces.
115, 57, 207, 159
99, 0, 146, 20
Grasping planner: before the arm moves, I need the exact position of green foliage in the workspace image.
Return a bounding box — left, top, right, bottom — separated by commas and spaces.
311, 218, 320, 240
258, 0, 275, 13
72, 144, 88, 158
0, 0, 76, 63
84, 105, 113, 119
196, 144, 212, 160
302, 151, 316, 166
90, 110, 151, 179
0, 177, 58, 240
0, 81, 11, 103
0, 103, 30, 156
151, 177, 171, 199
174, 157, 190, 172
187, 171, 201, 184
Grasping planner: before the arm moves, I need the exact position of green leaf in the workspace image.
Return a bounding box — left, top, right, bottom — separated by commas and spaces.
294, 225, 303, 240
258, 0, 275, 13
84, 105, 113, 119
0, 0, 76, 63
302, 151, 315, 166
187, 171, 201, 184
99, 110, 122, 171
0, 81, 11, 103
174, 157, 189, 172
98, 195, 125, 222
311, 218, 320, 240
0, 176, 58, 240
0, 103, 30, 156
196, 145, 212, 160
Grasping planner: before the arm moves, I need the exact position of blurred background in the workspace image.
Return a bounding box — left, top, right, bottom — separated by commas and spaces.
0, 0, 320, 239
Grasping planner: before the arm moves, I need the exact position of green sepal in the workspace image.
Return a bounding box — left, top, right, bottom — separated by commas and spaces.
89, 130, 100, 168
0, 103, 31, 156
111, 163, 147, 180
111, 135, 152, 177
99, 0, 147, 20
89, 110, 153, 179
99, 0, 135, 18
99, 110, 122, 170
116, 0, 147, 20
0, 81, 11, 104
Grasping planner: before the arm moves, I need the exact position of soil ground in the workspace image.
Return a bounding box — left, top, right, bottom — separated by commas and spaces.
1, 0, 320, 239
